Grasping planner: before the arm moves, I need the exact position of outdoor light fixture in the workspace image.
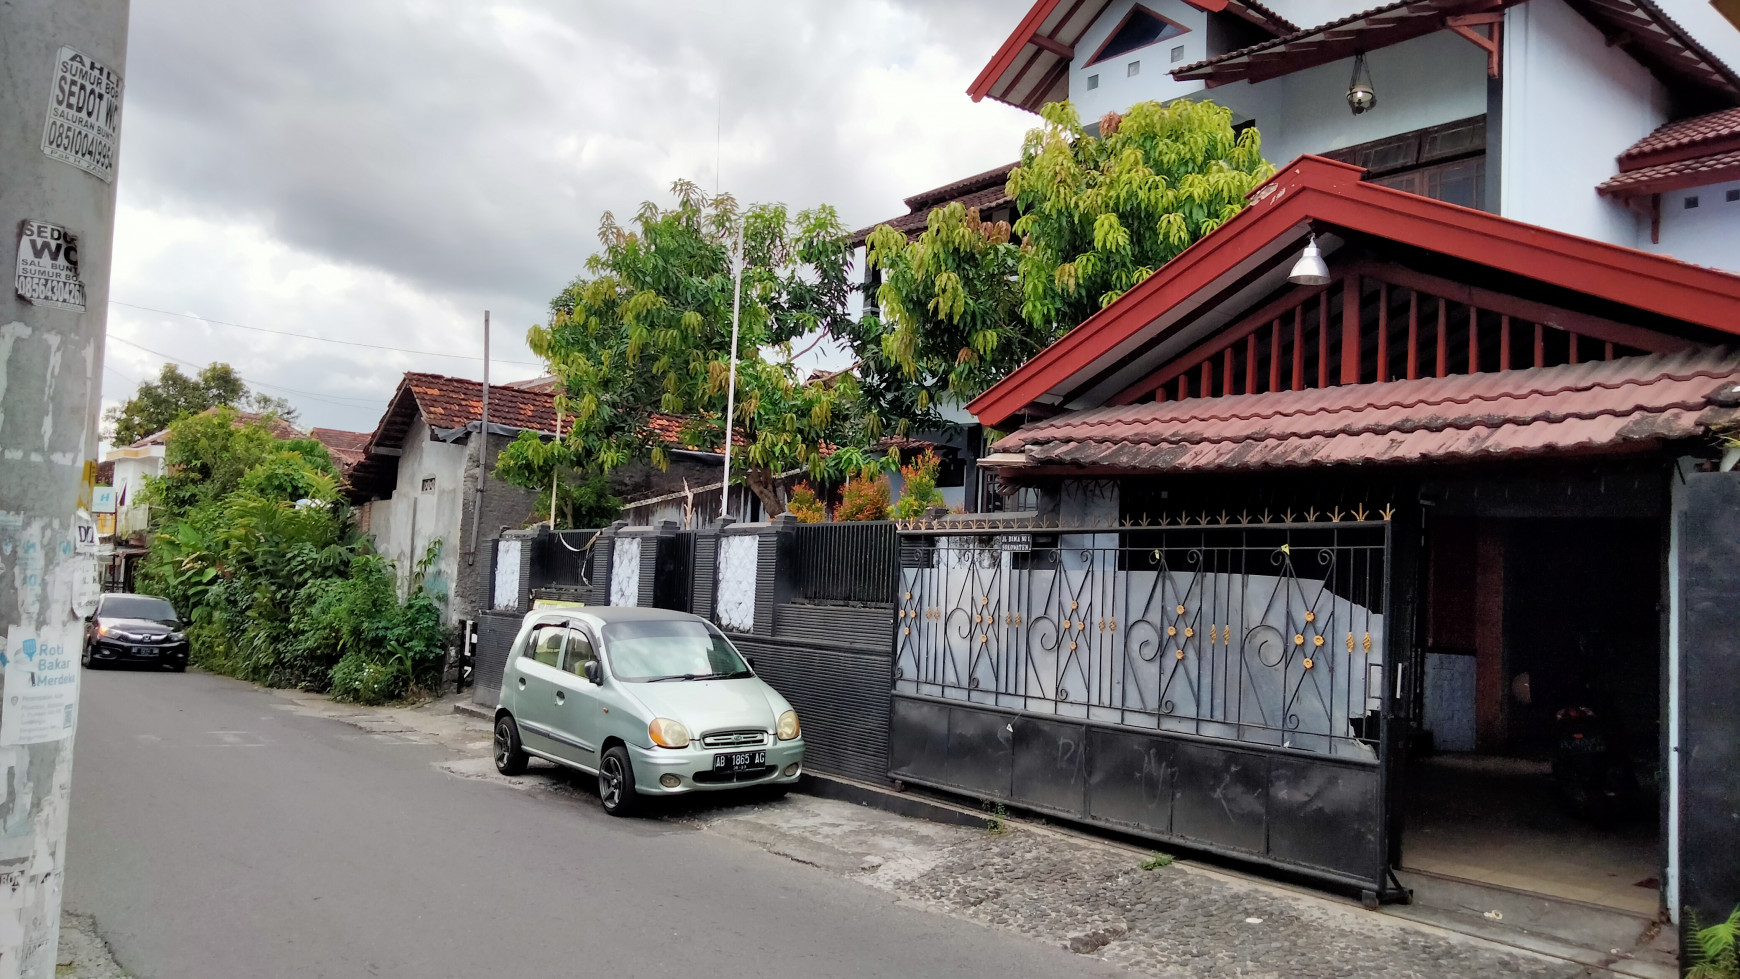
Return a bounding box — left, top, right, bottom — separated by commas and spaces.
1346, 53, 1376, 115
1288, 234, 1331, 286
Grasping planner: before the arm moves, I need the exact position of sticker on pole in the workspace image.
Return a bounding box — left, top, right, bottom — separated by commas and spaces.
40, 46, 123, 182
15, 221, 85, 311
0, 625, 79, 746
73, 509, 99, 555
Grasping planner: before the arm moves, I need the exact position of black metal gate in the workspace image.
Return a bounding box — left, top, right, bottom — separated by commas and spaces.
891, 516, 1401, 897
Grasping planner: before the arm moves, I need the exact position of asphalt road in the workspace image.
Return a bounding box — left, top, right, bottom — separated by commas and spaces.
66, 667, 1124, 979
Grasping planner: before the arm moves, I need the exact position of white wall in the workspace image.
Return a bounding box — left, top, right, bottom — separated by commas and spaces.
1502, 0, 1668, 245
104, 446, 164, 537
367, 418, 468, 624
1650, 178, 1740, 273
1214, 30, 1490, 168
1068, 0, 1211, 124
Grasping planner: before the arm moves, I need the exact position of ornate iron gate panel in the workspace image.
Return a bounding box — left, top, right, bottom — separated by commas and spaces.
892, 517, 1398, 895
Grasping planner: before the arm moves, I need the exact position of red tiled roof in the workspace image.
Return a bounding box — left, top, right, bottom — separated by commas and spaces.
852, 164, 1016, 245
400, 372, 564, 436
992, 348, 1740, 472
310, 427, 369, 471
1598, 147, 1740, 197
1619, 106, 1740, 167
646, 413, 748, 453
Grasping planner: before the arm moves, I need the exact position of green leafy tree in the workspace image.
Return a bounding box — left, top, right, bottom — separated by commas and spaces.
135, 412, 445, 699
104, 361, 299, 445
864, 98, 1273, 406
498, 180, 869, 514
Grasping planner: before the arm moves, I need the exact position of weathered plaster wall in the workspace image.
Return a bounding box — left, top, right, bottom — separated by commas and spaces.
368, 418, 466, 623
454, 429, 541, 624
1068, 0, 1211, 124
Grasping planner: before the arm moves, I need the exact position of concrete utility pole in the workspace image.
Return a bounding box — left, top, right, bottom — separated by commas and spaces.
0, 1, 130, 975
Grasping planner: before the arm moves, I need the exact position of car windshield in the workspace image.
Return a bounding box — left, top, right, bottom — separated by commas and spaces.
600, 620, 750, 682
101, 596, 179, 624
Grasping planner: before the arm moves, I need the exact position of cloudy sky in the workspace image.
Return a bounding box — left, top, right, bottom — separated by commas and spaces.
101, 0, 1740, 436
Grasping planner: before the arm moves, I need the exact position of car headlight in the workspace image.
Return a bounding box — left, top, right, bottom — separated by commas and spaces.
776, 710, 800, 741
168, 632, 186, 642
648, 717, 691, 749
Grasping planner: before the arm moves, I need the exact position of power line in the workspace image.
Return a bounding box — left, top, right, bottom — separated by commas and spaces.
107, 299, 546, 367
106, 335, 388, 409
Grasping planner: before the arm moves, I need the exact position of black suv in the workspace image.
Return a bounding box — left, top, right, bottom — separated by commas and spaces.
82, 593, 190, 671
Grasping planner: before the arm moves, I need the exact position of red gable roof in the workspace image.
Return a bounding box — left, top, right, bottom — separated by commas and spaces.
969, 0, 1294, 112
399, 371, 565, 436
968, 154, 1740, 429
992, 348, 1740, 473
310, 427, 370, 471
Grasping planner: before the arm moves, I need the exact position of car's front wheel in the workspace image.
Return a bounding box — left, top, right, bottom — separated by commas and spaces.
493, 714, 528, 776
80, 643, 98, 670
598, 745, 639, 817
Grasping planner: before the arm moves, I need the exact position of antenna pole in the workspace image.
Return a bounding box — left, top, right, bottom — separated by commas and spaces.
719, 222, 745, 519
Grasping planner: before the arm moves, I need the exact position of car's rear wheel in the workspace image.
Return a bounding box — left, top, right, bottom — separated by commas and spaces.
598, 745, 639, 817
493, 714, 528, 775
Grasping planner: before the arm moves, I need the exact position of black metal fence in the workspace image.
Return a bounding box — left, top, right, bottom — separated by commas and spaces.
791, 521, 898, 605
530, 528, 601, 592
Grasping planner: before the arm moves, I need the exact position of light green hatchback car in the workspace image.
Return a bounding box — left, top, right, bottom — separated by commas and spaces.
493, 606, 804, 816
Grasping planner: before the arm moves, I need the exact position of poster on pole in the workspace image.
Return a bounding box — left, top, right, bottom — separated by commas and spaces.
40, 46, 123, 182
0, 625, 79, 746
91, 486, 116, 514
14, 221, 84, 311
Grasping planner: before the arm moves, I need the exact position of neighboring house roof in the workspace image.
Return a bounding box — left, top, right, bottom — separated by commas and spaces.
990, 348, 1740, 472
851, 163, 1017, 246
1599, 106, 1740, 198
646, 413, 749, 454
1173, 0, 1740, 102
310, 427, 369, 471
970, 0, 1296, 111
968, 154, 1740, 428
503, 375, 562, 392
133, 407, 306, 447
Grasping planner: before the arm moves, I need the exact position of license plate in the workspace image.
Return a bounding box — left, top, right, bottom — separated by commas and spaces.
133, 647, 158, 657
712, 750, 766, 772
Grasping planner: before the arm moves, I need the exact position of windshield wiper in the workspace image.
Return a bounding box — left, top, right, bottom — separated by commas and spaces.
646, 673, 700, 682
646, 671, 741, 682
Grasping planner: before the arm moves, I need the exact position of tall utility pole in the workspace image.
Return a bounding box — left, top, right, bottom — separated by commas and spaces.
0, 2, 130, 975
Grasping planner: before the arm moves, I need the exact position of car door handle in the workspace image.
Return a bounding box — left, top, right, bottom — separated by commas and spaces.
555, 690, 565, 705
517, 677, 526, 690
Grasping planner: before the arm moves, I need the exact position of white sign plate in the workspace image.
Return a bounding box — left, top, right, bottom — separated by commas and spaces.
15, 220, 84, 311
72, 561, 101, 619
72, 510, 98, 555
91, 485, 116, 514
40, 46, 123, 182
0, 625, 79, 745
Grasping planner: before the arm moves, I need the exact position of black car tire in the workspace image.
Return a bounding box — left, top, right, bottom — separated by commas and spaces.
80, 643, 99, 670
598, 745, 639, 817
493, 714, 529, 776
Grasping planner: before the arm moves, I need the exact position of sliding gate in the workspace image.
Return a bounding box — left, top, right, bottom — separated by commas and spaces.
891, 517, 1402, 898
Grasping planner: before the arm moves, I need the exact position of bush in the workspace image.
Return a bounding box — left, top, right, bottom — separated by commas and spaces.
836, 475, 890, 521
786, 482, 825, 523
891, 450, 945, 519
137, 411, 449, 702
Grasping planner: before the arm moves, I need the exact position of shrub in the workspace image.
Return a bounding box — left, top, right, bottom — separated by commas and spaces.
786, 482, 825, 523
891, 450, 945, 519
836, 475, 890, 521
329, 652, 405, 706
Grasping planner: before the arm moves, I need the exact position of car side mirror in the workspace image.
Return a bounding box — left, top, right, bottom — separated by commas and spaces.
582, 661, 602, 684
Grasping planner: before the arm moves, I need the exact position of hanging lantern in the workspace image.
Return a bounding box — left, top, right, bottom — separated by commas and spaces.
1347, 53, 1377, 115
1288, 234, 1330, 286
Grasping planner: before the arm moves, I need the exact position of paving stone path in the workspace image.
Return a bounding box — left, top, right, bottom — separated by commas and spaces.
885, 830, 1594, 979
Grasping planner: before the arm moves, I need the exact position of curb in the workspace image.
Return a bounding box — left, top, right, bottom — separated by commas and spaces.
795, 772, 988, 830
451, 700, 491, 721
